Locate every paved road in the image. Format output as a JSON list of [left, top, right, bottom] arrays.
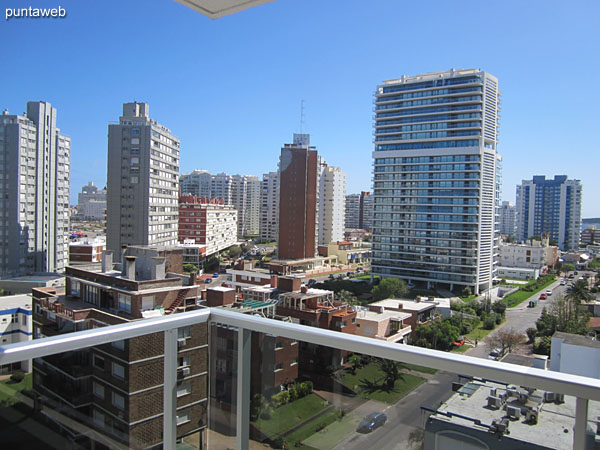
[[467, 277, 567, 358]]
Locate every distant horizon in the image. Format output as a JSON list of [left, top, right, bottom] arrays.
[[2, 0, 598, 216]]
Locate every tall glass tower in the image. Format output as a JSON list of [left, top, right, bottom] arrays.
[[372, 69, 501, 294]]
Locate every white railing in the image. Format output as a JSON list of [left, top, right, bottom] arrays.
[[1, 307, 600, 450]]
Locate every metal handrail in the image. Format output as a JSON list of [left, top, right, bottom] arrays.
[[1, 306, 600, 401]]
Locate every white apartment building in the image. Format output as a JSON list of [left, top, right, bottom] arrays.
[[372, 69, 501, 294], [260, 171, 279, 242], [180, 169, 212, 197], [499, 238, 559, 270], [0, 102, 70, 276], [345, 191, 373, 231], [232, 174, 260, 238], [499, 200, 516, 237], [317, 158, 346, 245], [106, 102, 180, 254], [77, 182, 106, 221], [0, 294, 32, 373]]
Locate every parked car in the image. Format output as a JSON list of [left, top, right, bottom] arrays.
[[488, 348, 504, 361], [545, 289, 553, 296], [539, 293, 547, 300], [356, 413, 387, 433], [204, 278, 212, 284], [560, 280, 567, 286], [328, 274, 335, 279], [212, 273, 219, 278], [307, 278, 317, 286]]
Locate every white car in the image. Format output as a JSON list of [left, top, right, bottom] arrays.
[[560, 280, 566, 286], [546, 289, 553, 296]]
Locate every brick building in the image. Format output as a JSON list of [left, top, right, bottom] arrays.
[[178, 195, 238, 256], [69, 237, 106, 263], [32, 252, 208, 449]]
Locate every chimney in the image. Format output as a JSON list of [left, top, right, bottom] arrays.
[[150, 257, 166, 280], [102, 250, 113, 273], [301, 286, 308, 294], [533, 355, 548, 370], [270, 275, 278, 289], [189, 271, 197, 286], [125, 256, 136, 280], [416, 296, 422, 303], [120, 245, 128, 274], [398, 302, 404, 309]]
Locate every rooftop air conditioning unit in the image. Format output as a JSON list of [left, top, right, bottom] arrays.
[[487, 396, 502, 409], [555, 393, 565, 404], [526, 409, 538, 425], [182, 367, 191, 376], [544, 392, 556, 403], [177, 338, 186, 347], [490, 388, 497, 397], [507, 406, 521, 420]]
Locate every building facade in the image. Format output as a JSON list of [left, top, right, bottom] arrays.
[[77, 181, 107, 221], [372, 69, 502, 294], [0, 294, 32, 373], [178, 195, 237, 256], [317, 159, 346, 245], [180, 169, 212, 198], [516, 175, 582, 251], [0, 102, 70, 276], [231, 174, 260, 238], [499, 200, 516, 237], [32, 255, 207, 449], [260, 171, 279, 242], [69, 237, 106, 263], [106, 102, 180, 255], [345, 191, 373, 232], [278, 134, 318, 260], [581, 227, 600, 246]]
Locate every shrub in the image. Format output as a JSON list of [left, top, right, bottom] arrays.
[[260, 406, 273, 420], [483, 314, 497, 330], [526, 327, 537, 344], [271, 437, 284, 449], [10, 371, 25, 383], [271, 390, 290, 408]]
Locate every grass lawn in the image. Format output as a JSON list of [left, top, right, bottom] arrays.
[[283, 410, 340, 448], [460, 295, 479, 302], [357, 373, 425, 404], [253, 394, 328, 438], [302, 412, 361, 450], [403, 363, 437, 375], [464, 319, 505, 342], [451, 344, 472, 353], [0, 374, 32, 405], [502, 277, 556, 308], [339, 364, 384, 391]]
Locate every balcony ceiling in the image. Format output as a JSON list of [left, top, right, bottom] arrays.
[[173, 0, 276, 18]]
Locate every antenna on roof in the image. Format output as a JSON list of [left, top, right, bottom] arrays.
[[299, 99, 305, 134]]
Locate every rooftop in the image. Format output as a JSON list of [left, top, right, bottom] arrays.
[[0, 294, 32, 311], [431, 379, 600, 449], [553, 332, 600, 349], [372, 298, 437, 312], [355, 308, 411, 322]]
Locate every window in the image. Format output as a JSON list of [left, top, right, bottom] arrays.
[[178, 355, 190, 368], [93, 382, 104, 399], [177, 383, 191, 398], [112, 392, 125, 410], [93, 409, 105, 428], [11, 314, 17, 323], [112, 340, 125, 350], [112, 362, 125, 380], [275, 363, 283, 371], [177, 327, 191, 339], [22, 315, 26, 325], [118, 293, 131, 312], [141, 296, 154, 311], [71, 280, 80, 297], [93, 355, 105, 370], [176, 412, 190, 425], [290, 359, 298, 366], [275, 341, 284, 350]]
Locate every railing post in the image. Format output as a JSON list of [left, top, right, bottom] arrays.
[[574, 396, 589, 450], [237, 327, 251, 450], [163, 329, 177, 450]]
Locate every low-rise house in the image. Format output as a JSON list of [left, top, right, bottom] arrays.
[[327, 240, 371, 265], [369, 298, 437, 332], [0, 294, 32, 373], [354, 305, 411, 343]]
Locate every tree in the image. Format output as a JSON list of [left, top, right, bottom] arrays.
[[203, 255, 220, 272], [562, 263, 575, 274], [183, 263, 199, 273], [376, 358, 403, 389], [371, 278, 408, 301], [485, 327, 525, 355], [412, 320, 460, 351], [241, 243, 251, 253], [227, 245, 242, 258], [335, 289, 357, 305]]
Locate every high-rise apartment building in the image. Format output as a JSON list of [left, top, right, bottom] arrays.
[[0, 102, 70, 276], [260, 171, 279, 242], [77, 181, 107, 221], [278, 134, 318, 260], [345, 191, 373, 231], [516, 175, 582, 250], [231, 174, 260, 238], [317, 159, 346, 245], [180, 169, 212, 198], [106, 102, 180, 255], [499, 200, 516, 237], [372, 69, 501, 294]]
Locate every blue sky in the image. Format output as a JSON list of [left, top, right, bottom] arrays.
[[1, 0, 599, 216]]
